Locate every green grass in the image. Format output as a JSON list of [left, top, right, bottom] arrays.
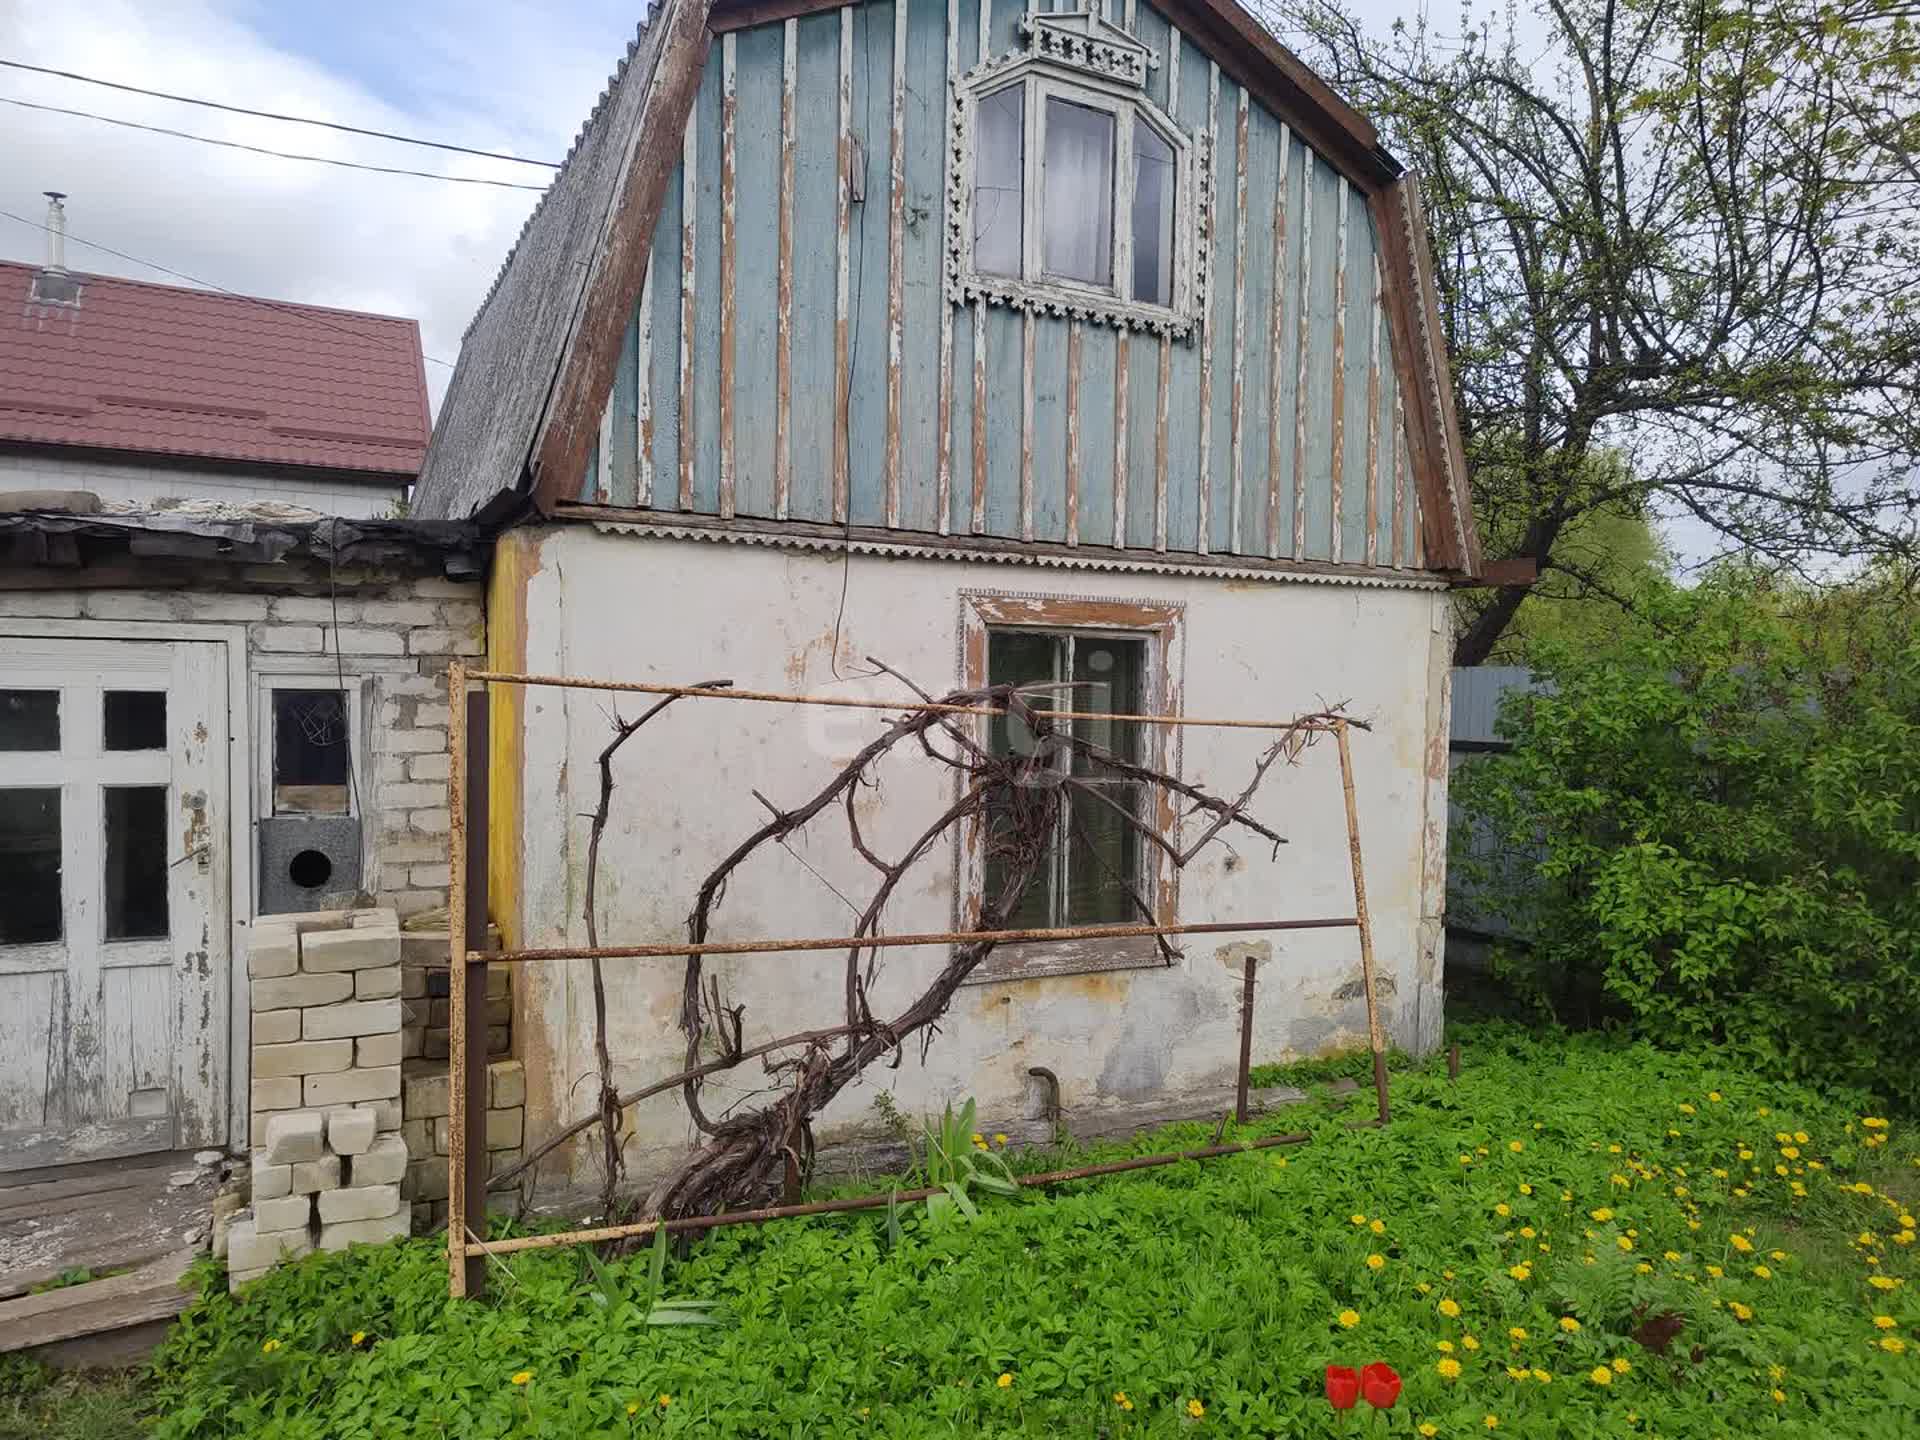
[[143, 1021, 1919, 1437], [0, 1358, 150, 1440]]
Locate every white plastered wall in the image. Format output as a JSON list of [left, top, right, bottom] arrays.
[[506, 526, 1453, 1180]]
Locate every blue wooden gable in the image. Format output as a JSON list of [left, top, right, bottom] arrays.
[[577, 0, 1430, 571]]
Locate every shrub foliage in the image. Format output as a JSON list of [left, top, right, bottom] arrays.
[[1453, 574, 1920, 1105]]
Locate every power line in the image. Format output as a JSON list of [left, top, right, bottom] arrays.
[[0, 204, 457, 369], [1, 94, 550, 191], [0, 57, 561, 169]]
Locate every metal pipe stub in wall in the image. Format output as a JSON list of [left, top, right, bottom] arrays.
[[259, 815, 362, 913]]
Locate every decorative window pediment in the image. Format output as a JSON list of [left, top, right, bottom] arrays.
[[946, 10, 1211, 340]]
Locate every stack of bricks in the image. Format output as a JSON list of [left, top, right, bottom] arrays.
[[248, 909, 404, 1148], [227, 1107, 410, 1288], [400, 1056, 525, 1231]]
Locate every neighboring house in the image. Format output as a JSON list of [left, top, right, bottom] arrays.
[[416, 0, 1484, 1185], [0, 199, 426, 517], [0, 222, 481, 1175]]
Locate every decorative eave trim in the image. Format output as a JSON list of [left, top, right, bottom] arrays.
[[558, 504, 1450, 591]]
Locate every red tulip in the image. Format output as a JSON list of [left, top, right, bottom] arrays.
[[1325, 1365, 1361, 1410], [1360, 1362, 1401, 1410]]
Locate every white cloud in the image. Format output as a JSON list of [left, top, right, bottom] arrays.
[[0, 0, 635, 412]]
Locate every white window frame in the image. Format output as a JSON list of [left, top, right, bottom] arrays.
[[947, 12, 1211, 339]]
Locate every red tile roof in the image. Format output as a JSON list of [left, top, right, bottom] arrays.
[[0, 260, 429, 478]]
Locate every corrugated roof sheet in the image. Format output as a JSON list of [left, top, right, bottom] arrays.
[[413, 3, 674, 520], [0, 259, 429, 477]]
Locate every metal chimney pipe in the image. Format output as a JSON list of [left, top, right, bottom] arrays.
[[42, 191, 67, 273]]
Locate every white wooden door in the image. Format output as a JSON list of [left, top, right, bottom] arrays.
[[0, 636, 230, 1170]]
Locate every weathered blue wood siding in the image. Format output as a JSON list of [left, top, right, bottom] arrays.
[[583, 0, 1426, 570]]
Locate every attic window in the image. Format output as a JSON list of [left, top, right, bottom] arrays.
[[950, 12, 1209, 338]]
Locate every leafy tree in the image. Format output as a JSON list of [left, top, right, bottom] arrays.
[[1267, 0, 1920, 663], [1453, 569, 1920, 1105], [1467, 447, 1672, 662]]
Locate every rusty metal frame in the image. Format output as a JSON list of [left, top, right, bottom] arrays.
[[443, 660, 1391, 1297]]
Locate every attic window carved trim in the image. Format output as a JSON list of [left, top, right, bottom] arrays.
[[946, 11, 1212, 340]]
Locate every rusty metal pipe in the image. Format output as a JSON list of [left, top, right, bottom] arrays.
[[480, 916, 1357, 966], [466, 1129, 1313, 1259]]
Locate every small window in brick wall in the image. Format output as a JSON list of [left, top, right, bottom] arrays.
[[272, 689, 352, 816]]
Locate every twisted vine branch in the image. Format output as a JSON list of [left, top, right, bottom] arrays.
[[542, 661, 1353, 1225]]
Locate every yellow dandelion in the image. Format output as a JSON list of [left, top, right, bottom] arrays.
[[1351, 1213, 1367, 1226], [1590, 1208, 1614, 1222], [1417, 1281, 1432, 1294], [1771, 1388, 1787, 1404], [1617, 1236, 1635, 1252], [1589, 1367, 1613, 1386], [1664, 1250, 1682, 1261], [1187, 1398, 1206, 1419], [1874, 1315, 1898, 1330], [1753, 1265, 1772, 1279], [1611, 1357, 1630, 1374], [627, 1402, 640, 1416], [1706, 1265, 1724, 1278], [261, 1339, 282, 1355], [1869, 1275, 1902, 1291], [659, 1394, 672, 1408], [1367, 1253, 1386, 1270], [1730, 1234, 1754, 1253], [1508, 1327, 1528, 1341], [1729, 1301, 1753, 1322], [1436, 1358, 1463, 1380], [1678, 1103, 1696, 1115], [1509, 1140, 1524, 1153], [1781, 1146, 1800, 1160], [1635, 1263, 1653, 1274], [1370, 1218, 1386, 1236], [993, 1133, 1008, 1146], [511, 1372, 533, 1387], [1495, 1203, 1512, 1217], [1462, 1335, 1481, 1352], [1531, 1369, 1551, 1385], [1419, 1426, 1439, 1438], [1519, 1226, 1536, 1239], [1114, 1392, 1134, 1412], [997, 1373, 1013, 1389], [1880, 1337, 1908, 1355], [1519, 1184, 1533, 1195], [1339, 1308, 1362, 1329], [1484, 1413, 1500, 1429], [350, 1331, 366, 1347], [1436, 1340, 1455, 1353], [971, 1133, 985, 1144], [1708, 1091, 1722, 1102], [1558, 1317, 1582, 1334], [1439, 1298, 1462, 1318], [1769, 1365, 1786, 1383], [1505, 1366, 1528, 1381]]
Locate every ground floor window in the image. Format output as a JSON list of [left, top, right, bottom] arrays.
[[984, 628, 1147, 928], [960, 593, 1183, 981]]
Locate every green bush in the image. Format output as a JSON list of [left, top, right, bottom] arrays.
[[1453, 572, 1920, 1106]]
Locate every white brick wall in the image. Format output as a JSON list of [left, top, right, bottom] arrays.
[[0, 449, 405, 518], [0, 571, 484, 917]]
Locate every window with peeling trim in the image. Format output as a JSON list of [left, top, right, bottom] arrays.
[[952, 14, 1206, 337]]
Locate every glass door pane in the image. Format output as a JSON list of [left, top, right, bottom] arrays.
[[0, 788, 61, 943]]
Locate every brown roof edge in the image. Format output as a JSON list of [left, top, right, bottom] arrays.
[[1370, 173, 1481, 577], [528, 0, 716, 514]]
